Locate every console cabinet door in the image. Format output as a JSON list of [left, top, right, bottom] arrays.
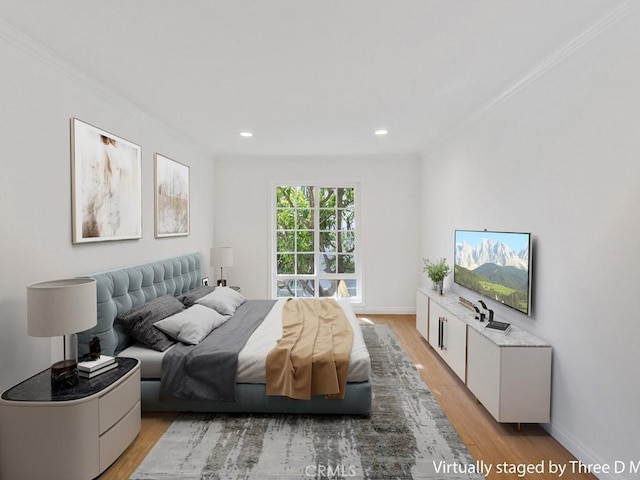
[[445, 313, 467, 382], [467, 327, 552, 423], [416, 289, 429, 341], [428, 300, 467, 382], [466, 327, 501, 419]]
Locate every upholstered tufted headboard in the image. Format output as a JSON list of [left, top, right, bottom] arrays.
[[77, 253, 201, 356]]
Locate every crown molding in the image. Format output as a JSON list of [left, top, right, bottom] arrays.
[[0, 18, 210, 158], [426, 0, 639, 155]]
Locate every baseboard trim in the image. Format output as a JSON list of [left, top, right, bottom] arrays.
[[544, 423, 627, 480]]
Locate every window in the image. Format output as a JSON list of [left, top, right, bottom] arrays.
[[272, 184, 361, 303]]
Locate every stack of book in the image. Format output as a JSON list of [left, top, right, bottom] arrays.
[[78, 355, 117, 379], [485, 320, 512, 334]]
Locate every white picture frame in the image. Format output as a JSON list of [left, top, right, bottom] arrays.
[[154, 153, 190, 238], [71, 118, 142, 243]]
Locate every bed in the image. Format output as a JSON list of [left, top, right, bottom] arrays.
[[77, 253, 372, 415]]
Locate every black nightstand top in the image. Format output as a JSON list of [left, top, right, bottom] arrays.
[[1, 357, 138, 402]]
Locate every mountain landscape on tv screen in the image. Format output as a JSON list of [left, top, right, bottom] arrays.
[[454, 238, 529, 314]]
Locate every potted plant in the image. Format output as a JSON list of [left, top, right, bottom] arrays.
[[423, 257, 451, 295]]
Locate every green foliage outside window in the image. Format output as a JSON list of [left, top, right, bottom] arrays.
[[276, 185, 357, 298]]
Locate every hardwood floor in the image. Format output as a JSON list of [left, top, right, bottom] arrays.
[[100, 411, 176, 479], [100, 314, 595, 480]]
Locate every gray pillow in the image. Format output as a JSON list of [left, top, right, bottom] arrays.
[[116, 295, 185, 351], [178, 285, 215, 307], [154, 305, 230, 345], [196, 287, 246, 316]]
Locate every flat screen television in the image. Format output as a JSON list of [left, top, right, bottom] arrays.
[[454, 230, 532, 315]]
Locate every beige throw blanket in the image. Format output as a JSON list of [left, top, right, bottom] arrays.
[[266, 298, 353, 400]]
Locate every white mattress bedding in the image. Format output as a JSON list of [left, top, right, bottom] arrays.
[[119, 343, 169, 379], [119, 298, 371, 384]]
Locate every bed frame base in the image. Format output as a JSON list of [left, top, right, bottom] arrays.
[[140, 380, 372, 416]]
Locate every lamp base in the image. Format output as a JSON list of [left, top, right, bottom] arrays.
[[51, 359, 79, 390], [217, 279, 227, 286]]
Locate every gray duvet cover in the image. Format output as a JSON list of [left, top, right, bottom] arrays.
[[160, 299, 277, 402]]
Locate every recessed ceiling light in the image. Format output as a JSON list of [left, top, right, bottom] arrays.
[[239, 131, 253, 138], [374, 129, 388, 136]]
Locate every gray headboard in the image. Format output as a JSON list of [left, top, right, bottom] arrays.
[[78, 253, 201, 356]]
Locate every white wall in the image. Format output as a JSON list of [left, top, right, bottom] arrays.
[[420, 10, 640, 479], [214, 155, 421, 313], [0, 32, 215, 393]]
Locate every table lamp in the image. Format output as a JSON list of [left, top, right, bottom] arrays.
[[27, 277, 97, 390], [213, 247, 233, 286]]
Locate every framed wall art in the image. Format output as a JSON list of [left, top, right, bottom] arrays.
[[71, 118, 142, 244], [154, 153, 190, 237]]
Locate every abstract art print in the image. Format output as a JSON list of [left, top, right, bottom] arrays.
[[155, 153, 190, 237], [71, 118, 142, 243]]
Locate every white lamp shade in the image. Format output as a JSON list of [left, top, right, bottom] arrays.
[[215, 247, 234, 267], [27, 278, 97, 337]]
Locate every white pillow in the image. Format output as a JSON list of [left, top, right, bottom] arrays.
[[154, 305, 229, 345], [196, 287, 246, 315]]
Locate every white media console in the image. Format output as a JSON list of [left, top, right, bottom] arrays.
[[416, 288, 551, 424]]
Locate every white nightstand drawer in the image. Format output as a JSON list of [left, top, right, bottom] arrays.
[[100, 400, 141, 471], [99, 367, 140, 434]]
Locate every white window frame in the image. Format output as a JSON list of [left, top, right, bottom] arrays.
[[270, 181, 363, 305]]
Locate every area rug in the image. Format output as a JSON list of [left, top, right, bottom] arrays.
[[130, 325, 484, 479]]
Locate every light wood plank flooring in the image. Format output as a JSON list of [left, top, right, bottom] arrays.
[[100, 314, 595, 480]]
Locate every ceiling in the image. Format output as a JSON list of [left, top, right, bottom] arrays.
[[0, 0, 623, 157]]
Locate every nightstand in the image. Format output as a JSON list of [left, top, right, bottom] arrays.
[[0, 357, 140, 480]]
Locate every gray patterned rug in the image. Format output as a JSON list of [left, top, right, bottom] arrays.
[[131, 325, 484, 479]]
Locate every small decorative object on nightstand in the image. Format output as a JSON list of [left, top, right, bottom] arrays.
[[27, 278, 97, 390], [88, 335, 101, 359]]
